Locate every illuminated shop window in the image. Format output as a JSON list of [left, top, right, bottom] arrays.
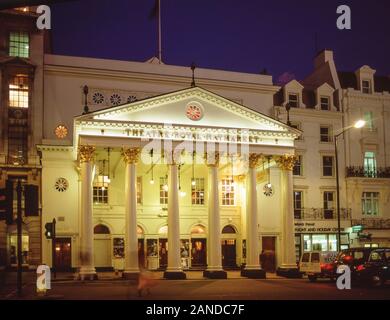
[[9, 234, 29, 265]]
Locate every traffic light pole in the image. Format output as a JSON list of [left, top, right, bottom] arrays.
[[52, 218, 56, 279], [16, 180, 22, 297]]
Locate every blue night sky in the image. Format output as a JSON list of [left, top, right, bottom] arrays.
[[50, 0, 390, 81]]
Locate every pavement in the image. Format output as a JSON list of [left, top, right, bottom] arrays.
[[1, 270, 390, 300]]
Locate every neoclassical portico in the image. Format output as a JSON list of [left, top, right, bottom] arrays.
[[46, 86, 301, 280]]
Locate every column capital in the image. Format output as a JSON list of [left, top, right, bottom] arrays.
[[79, 145, 95, 163], [248, 153, 263, 169], [122, 147, 140, 164], [204, 152, 220, 167], [276, 154, 297, 171]]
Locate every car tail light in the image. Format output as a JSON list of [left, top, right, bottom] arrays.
[[321, 263, 333, 271], [356, 264, 365, 271]]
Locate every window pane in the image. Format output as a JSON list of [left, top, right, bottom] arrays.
[[221, 178, 235, 206], [320, 97, 330, 110], [322, 156, 334, 176], [9, 31, 29, 58], [192, 178, 205, 205], [288, 94, 298, 107]]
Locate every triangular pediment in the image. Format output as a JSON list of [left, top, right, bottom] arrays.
[[76, 87, 298, 135]]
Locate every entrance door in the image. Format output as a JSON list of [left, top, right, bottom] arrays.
[[261, 236, 276, 272], [222, 239, 236, 268], [94, 238, 112, 268], [54, 238, 72, 271], [159, 238, 168, 269], [138, 239, 145, 268], [191, 238, 206, 267]]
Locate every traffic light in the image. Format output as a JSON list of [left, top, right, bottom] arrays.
[[45, 222, 53, 239], [0, 181, 14, 224]]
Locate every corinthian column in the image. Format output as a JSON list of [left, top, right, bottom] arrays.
[[78, 145, 97, 280], [203, 152, 227, 279], [122, 147, 140, 279], [241, 154, 266, 279], [276, 154, 300, 278], [164, 151, 186, 279]]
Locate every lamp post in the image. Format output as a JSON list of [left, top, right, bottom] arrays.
[[334, 119, 365, 251]]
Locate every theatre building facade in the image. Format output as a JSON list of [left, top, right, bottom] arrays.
[[39, 85, 301, 279]]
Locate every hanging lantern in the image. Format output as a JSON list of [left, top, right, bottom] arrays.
[[263, 156, 274, 197]]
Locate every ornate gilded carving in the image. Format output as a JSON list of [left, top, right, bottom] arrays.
[[276, 154, 297, 171], [79, 145, 95, 163], [122, 147, 140, 164], [204, 152, 220, 167], [248, 153, 263, 168]]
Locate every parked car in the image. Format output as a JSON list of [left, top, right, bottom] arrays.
[[354, 248, 390, 287], [334, 247, 390, 287], [299, 251, 338, 282]]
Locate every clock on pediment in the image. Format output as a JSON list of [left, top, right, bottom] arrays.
[[185, 101, 204, 121]]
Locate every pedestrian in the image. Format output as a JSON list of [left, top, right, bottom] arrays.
[[137, 267, 158, 297]]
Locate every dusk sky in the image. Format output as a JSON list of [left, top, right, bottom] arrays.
[[50, 0, 390, 82]]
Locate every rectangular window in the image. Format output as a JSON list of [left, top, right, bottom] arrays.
[[322, 156, 334, 177], [9, 31, 29, 58], [9, 76, 29, 108], [137, 177, 142, 204], [362, 80, 371, 94], [320, 96, 330, 110], [323, 191, 335, 219], [93, 186, 108, 204], [221, 178, 235, 206], [293, 191, 303, 219], [288, 94, 299, 108], [320, 126, 332, 142], [363, 111, 374, 130], [293, 155, 302, 176], [159, 177, 168, 205], [191, 178, 205, 205], [362, 192, 379, 216], [364, 151, 377, 178]]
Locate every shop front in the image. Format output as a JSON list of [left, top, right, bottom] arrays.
[[294, 221, 351, 262]]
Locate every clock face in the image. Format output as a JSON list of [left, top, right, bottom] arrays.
[[185, 102, 204, 121]]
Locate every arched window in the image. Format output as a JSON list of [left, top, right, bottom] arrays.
[[137, 225, 144, 236], [158, 225, 168, 235], [222, 225, 236, 234], [190, 225, 206, 234], [94, 224, 110, 234]]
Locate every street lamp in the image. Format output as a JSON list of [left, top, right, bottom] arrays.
[[334, 119, 366, 251]]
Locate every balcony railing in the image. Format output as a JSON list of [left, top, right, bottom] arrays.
[[294, 208, 351, 220], [351, 218, 390, 230], [346, 166, 390, 178]]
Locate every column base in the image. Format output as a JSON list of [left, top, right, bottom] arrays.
[[276, 267, 302, 278], [203, 270, 227, 279], [122, 271, 139, 280], [163, 271, 186, 280], [241, 268, 266, 279], [78, 270, 98, 281]]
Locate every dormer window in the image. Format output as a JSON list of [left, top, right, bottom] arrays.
[[362, 80, 371, 94], [288, 94, 299, 108], [320, 96, 330, 111]]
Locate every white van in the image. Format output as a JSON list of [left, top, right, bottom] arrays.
[[299, 251, 338, 282]]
